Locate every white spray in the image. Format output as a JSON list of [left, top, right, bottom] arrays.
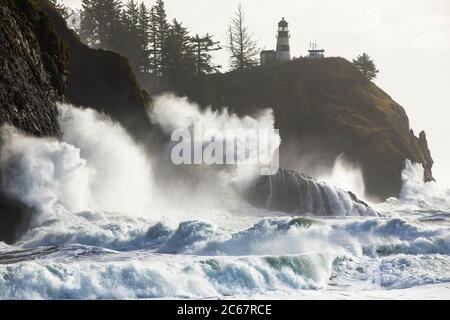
[[0, 104, 154, 224], [319, 154, 367, 200]]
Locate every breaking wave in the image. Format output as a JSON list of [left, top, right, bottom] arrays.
[[0, 104, 154, 221], [0, 101, 449, 299], [378, 160, 450, 212], [0, 214, 449, 299]]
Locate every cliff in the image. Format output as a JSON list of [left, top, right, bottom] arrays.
[[34, 0, 153, 142], [0, 0, 67, 138], [0, 0, 69, 242], [0, 0, 152, 243], [182, 58, 434, 201]]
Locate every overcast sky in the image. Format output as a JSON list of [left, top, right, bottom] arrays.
[[63, 0, 450, 185]]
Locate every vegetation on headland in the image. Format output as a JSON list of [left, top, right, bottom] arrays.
[[73, 0, 222, 91], [61, 0, 265, 93], [352, 53, 379, 81]]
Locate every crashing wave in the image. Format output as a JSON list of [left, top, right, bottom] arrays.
[[1, 215, 449, 299]]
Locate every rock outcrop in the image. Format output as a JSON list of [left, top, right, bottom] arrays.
[[243, 169, 377, 216], [0, 0, 67, 137], [0, 0, 69, 243], [34, 0, 153, 143], [182, 58, 434, 201], [0, 0, 153, 243]]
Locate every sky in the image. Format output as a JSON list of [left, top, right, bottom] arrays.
[[63, 0, 450, 186]]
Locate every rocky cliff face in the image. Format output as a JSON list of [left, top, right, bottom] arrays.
[[0, 0, 153, 243], [0, 0, 69, 242], [35, 0, 153, 143], [0, 0, 67, 137], [183, 58, 434, 201]]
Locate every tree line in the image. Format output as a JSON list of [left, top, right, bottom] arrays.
[[70, 0, 260, 89], [78, 0, 221, 86], [54, 1, 379, 84]]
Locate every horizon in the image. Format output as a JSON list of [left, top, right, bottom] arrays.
[[63, 0, 450, 185]]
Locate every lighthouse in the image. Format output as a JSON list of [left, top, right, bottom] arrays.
[[260, 18, 291, 65], [275, 17, 291, 61]]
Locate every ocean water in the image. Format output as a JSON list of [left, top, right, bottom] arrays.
[[0, 102, 449, 300]]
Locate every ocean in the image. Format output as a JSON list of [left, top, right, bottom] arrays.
[[0, 102, 449, 300]]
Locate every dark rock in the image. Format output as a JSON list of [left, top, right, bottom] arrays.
[[0, 0, 68, 243], [0, 0, 67, 137], [35, 0, 154, 143], [0, 0, 155, 243], [418, 131, 434, 182], [243, 169, 377, 216], [0, 195, 31, 244]]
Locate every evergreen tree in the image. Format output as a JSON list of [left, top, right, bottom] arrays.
[[226, 4, 259, 71], [77, 0, 219, 79], [137, 2, 151, 73], [79, 0, 96, 45], [352, 53, 379, 81], [79, 0, 123, 51], [149, 0, 170, 75], [148, 7, 159, 74], [163, 19, 195, 87], [122, 0, 139, 33], [121, 0, 140, 69], [191, 34, 221, 75]]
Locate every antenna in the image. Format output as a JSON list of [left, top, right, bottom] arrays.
[[309, 41, 318, 50]]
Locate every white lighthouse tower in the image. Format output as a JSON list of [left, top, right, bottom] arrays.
[[275, 17, 291, 61]]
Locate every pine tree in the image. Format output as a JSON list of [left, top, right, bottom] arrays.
[[137, 2, 151, 73], [191, 34, 221, 75], [79, 0, 123, 51], [79, 0, 96, 46], [226, 4, 259, 71], [149, 0, 170, 75], [98, 0, 123, 52], [121, 0, 140, 69], [163, 19, 195, 82], [148, 7, 159, 74], [77, 0, 218, 79], [162, 19, 198, 92], [352, 53, 379, 81], [122, 0, 139, 34]]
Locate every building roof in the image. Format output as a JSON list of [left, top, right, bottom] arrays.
[[278, 18, 288, 27]]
